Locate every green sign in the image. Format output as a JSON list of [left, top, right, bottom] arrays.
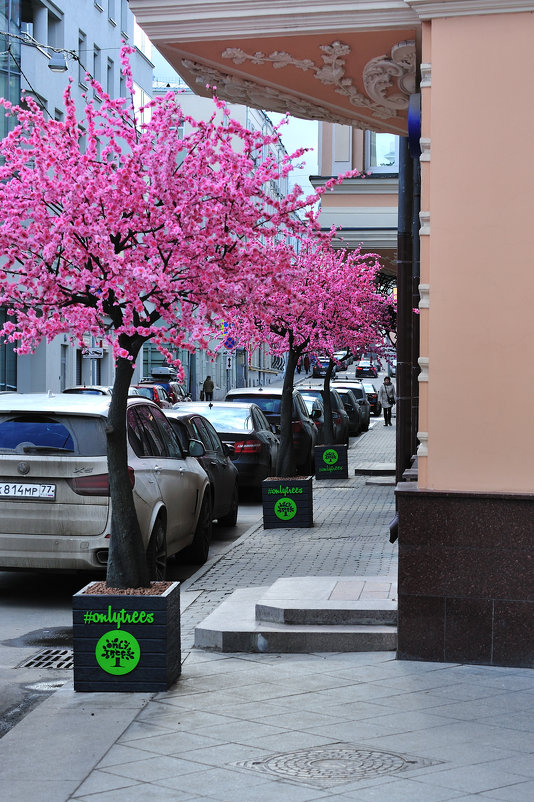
[[96, 629, 141, 675], [322, 449, 339, 465], [274, 497, 297, 520]]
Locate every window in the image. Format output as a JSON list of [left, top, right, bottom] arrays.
[[120, 0, 128, 37], [92, 45, 101, 93], [78, 30, 87, 86], [108, 0, 116, 23], [106, 58, 113, 96], [365, 132, 399, 173]]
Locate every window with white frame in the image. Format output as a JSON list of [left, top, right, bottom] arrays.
[[365, 132, 399, 173]]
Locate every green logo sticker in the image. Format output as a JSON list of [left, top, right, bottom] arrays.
[[96, 629, 141, 675], [274, 497, 297, 520], [323, 449, 339, 465]]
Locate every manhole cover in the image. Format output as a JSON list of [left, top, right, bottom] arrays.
[[232, 743, 442, 789], [17, 648, 73, 670]]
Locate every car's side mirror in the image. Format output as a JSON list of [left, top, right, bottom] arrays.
[[222, 443, 233, 457], [311, 408, 322, 420], [188, 439, 205, 457]]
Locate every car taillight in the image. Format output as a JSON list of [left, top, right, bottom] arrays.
[[233, 439, 262, 454], [333, 411, 342, 424], [292, 421, 303, 433], [68, 467, 135, 496]]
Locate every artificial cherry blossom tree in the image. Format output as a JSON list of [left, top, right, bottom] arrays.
[[0, 48, 334, 588], [237, 242, 394, 473]]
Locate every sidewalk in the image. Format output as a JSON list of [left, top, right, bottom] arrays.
[[5, 418, 534, 801]]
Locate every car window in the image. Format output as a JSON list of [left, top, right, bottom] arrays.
[[150, 406, 182, 458], [168, 418, 189, 453], [190, 417, 215, 452], [128, 405, 176, 458], [136, 386, 154, 400], [0, 413, 106, 456], [253, 408, 271, 431], [200, 406, 254, 432], [199, 418, 224, 453], [228, 394, 281, 416]]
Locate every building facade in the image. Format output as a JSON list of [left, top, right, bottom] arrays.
[[130, 0, 534, 668]]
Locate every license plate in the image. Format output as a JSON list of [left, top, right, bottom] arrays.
[[0, 483, 56, 499]]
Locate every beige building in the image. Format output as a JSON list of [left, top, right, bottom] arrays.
[[130, 0, 534, 668]]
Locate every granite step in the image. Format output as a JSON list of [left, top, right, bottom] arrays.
[[194, 576, 398, 654], [255, 576, 397, 626]]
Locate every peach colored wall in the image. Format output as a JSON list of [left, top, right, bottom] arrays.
[[421, 12, 534, 494]]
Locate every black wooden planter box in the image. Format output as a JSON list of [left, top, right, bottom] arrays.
[[314, 444, 348, 480], [73, 580, 181, 693], [262, 476, 313, 528]]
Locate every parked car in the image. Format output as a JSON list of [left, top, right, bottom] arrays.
[[361, 380, 382, 416], [224, 387, 317, 474], [138, 378, 189, 405], [334, 381, 371, 431], [174, 401, 279, 488], [0, 393, 212, 574], [312, 357, 337, 379], [299, 393, 327, 444], [133, 383, 173, 408], [333, 351, 351, 371], [296, 386, 350, 445], [63, 385, 113, 396], [356, 359, 378, 378], [165, 409, 239, 526], [389, 358, 397, 377], [334, 388, 362, 436]]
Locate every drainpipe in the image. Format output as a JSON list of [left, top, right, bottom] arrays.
[[396, 137, 414, 483]]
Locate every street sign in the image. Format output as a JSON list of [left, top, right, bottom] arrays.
[[226, 355, 233, 370], [82, 347, 104, 359]]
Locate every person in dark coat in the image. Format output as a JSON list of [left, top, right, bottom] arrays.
[[202, 375, 214, 402]]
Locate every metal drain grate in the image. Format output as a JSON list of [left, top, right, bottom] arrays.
[[17, 648, 73, 670], [232, 743, 442, 789]]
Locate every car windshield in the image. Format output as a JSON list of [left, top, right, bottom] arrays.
[[136, 387, 154, 399], [63, 388, 107, 395], [197, 407, 254, 432], [228, 395, 281, 416], [0, 414, 107, 455]]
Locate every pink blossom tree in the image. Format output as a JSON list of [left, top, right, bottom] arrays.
[[236, 242, 393, 473], [0, 48, 335, 589]]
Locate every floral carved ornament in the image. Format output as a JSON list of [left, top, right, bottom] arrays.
[[220, 40, 416, 121]]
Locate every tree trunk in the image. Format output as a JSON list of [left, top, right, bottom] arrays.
[[106, 349, 150, 589], [321, 361, 335, 444], [276, 347, 299, 477]]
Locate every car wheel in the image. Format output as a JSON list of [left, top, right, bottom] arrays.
[[147, 517, 167, 580], [218, 484, 238, 527], [182, 493, 213, 565]]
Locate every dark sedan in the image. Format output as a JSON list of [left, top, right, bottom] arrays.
[[165, 408, 239, 526], [361, 380, 382, 416], [335, 388, 362, 436], [173, 402, 279, 489], [334, 382, 371, 432], [297, 386, 349, 445]]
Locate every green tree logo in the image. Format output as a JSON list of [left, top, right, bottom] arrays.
[[274, 497, 297, 520], [96, 629, 141, 675], [323, 449, 339, 465]]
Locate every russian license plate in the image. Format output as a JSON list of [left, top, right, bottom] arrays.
[[0, 483, 56, 499]]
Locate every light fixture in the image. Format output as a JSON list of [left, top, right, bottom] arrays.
[[48, 52, 68, 73]]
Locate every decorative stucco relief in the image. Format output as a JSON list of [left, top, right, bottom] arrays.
[[182, 58, 373, 128], [221, 40, 416, 120]]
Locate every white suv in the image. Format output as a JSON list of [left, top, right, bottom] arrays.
[[0, 393, 211, 574]]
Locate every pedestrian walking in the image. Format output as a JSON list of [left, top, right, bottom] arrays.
[[202, 375, 214, 402], [304, 354, 310, 374], [378, 376, 396, 426]]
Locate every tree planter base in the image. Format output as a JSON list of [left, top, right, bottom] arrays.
[[314, 444, 348, 480], [262, 477, 313, 528], [73, 580, 181, 693]]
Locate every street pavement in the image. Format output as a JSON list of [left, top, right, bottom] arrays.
[[4, 396, 534, 801]]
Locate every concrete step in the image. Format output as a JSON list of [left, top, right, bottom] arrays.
[[255, 576, 397, 626], [354, 462, 396, 476], [194, 577, 397, 654]]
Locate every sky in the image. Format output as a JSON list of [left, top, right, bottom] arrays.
[[151, 50, 319, 195]]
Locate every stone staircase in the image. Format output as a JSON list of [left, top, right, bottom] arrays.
[[194, 576, 397, 653]]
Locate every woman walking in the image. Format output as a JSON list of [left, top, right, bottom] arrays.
[[378, 376, 396, 426]]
